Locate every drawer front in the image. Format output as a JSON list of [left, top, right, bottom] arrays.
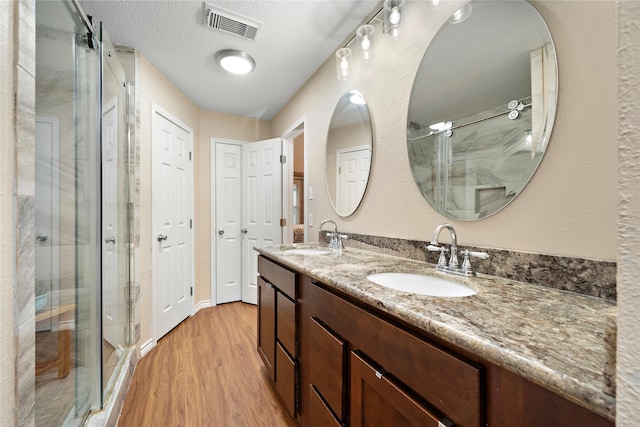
[[307, 280, 483, 427], [277, 292, 297, 356], [276, 342, 297, 418], [309, 317, 345, 420], [351, 351, 443, 427], [309, 385, 342, 427], [258, 256, 297, 299]]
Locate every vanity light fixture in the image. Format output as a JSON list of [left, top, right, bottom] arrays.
[[215, 49, 256, 75], [336, 48, 352, 81], [449, 3, 472, 24], [356, 24, 375, 63], [383, 0, 405, 39]]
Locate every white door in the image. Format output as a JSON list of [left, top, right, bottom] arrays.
[[215, 142, 242, 304], [336, 146, 371, 214], [35, 116, 60, 332], [242, 138, 283, 305], [102, 97, 119, 347], [152, 106, 194, 340]]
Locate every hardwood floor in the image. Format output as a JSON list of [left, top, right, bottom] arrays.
[[118, 303, 296, 427]]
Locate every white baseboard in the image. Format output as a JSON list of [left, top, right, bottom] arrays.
[[140, 338, 156, 358], [194, 299, 213, 314]]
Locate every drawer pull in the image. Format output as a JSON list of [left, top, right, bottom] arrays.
[[438, 419, 455, 427], [375, 370, 384, 380]]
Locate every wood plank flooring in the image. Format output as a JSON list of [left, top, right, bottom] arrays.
[[118, 303, 296, 427]]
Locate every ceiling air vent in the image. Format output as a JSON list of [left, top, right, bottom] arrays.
[[204, 3, 263, 42]]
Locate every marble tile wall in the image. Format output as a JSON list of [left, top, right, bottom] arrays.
[[15, 1, 37, 426], [326, 232, 617, 301]]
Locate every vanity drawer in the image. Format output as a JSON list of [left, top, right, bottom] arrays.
[[277, 292, 297, 356], [309, 385, 342, 427], [308, 280, 483, 427], [309, 317, 345, 420], [276, 342, 297, 418], [258, 255, 297, 299]]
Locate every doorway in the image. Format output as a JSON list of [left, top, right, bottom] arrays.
[[282, 117, 307, 244]]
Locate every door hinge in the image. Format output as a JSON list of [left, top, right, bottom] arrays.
[[190, 287, 193, 296], [189, 151, 192, 161], [280, 154, 286, 164], [190, 219, 193, 229], [280, 218, 286, 227], [338, 167, 342, 174]]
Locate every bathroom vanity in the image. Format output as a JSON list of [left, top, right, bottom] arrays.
[[256, 244, 615, 427]]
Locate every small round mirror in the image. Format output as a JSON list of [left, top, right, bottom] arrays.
[[325, 90, 374, 217], [407, 0, 557, 220]]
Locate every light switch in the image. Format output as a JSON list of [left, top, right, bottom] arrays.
[[308, 186, 314, 200], [308, 213, 313, 227]]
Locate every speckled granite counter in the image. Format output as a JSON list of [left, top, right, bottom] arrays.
[[255, 243, 616, 421]]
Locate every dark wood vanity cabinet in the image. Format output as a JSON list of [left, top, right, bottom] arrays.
[[258, 255, 614, 427], [301, 275, 477, 427], [257, 256, 298, 419]]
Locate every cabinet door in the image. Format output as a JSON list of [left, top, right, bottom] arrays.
[[351, 351, 449, 427], [309, 385, 342, 427], [277, 292, 297, 356], [257, 276, 276, 380], [276, 342, 297, 418]]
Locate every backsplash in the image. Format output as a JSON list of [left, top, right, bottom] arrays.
[[320, 232, 616, 301]]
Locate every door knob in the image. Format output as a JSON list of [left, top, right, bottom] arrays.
[[104, 236, 116, 244], [36, 234, 48, 242], [218, 229, 225, 235], [157, 234, 168, 242], [241, 228, 248, 234]]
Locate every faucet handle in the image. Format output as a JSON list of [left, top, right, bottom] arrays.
[[465, 250, 489, 260], [427, 244, 448, 267]]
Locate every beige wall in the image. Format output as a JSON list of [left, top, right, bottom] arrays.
[[196, 110, 270, 306], [139, 55, 270, 347], [271, 1, 618, 261], [139, 55, 200, 345], [617, 1, 640, 425]]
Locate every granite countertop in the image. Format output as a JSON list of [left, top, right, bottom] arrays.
[[255, 243, 617, 421]]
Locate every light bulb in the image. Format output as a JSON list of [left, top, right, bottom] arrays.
[[340, 57, 349, 71], [361, 35, 371, 51], [389, 6, 401, 25]]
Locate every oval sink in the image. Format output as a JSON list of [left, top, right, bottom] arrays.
[[285, 248, 331, 256], [367, 272, 477, 297]]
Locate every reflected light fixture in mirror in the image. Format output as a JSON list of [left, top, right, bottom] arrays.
[[336, 48, 352, 80], [216, 49, 255, 75]]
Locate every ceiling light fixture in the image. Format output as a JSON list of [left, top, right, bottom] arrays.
[[215, 49, 256, 75]]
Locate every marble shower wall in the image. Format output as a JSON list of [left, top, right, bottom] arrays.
[[15, 0, 37, 425]]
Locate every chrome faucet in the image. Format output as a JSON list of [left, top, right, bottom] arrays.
[[427, 223, 489, 276], [318, 219, 347, 250], [429, 223, 460, 268]]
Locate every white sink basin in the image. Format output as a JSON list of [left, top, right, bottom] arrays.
[[285, 248, 331, 256], [367, 272, 477, 297]]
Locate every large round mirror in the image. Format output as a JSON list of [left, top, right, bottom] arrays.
[[407, 0, 557, 220], [325, 90, 374, 217]]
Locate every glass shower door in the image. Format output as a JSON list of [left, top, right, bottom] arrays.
[[35, 1, 101, 425]]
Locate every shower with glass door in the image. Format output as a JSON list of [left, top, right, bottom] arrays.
[[34, 1, 132, 425]]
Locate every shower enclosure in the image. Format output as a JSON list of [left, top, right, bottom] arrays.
[[35, 1, 131, 425]]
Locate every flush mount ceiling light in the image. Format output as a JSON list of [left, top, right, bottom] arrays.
[[215, 49, 255, 75]]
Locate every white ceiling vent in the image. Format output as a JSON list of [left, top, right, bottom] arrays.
[[204, 3, 263, 42]]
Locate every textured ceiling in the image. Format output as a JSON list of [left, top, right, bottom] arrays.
[[79, 0, 380, 120]]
